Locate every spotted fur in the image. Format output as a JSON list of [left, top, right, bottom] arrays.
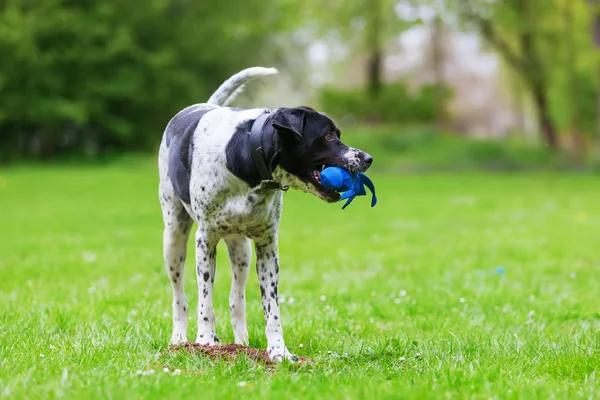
[[158, 67, 373, 362]]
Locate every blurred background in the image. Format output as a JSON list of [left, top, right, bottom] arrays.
[[2, 0, 600, 171]]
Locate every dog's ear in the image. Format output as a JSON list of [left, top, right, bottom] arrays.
[[271, 108, 306, 141]]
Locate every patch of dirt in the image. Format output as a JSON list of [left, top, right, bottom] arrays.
[[167, 343, 275, 365], [165, 343, 311, 366]]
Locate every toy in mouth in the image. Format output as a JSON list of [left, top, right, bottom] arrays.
[[308, 165, 340, 202], [319, 166, 377, 209]]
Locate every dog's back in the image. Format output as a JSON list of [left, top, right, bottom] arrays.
[[158, 67, 278, 206]]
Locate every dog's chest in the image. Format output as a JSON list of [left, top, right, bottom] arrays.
[[185, 108, 283, 238], [189, 186, 282, 238]]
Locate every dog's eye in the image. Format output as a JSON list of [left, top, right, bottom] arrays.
[[324, 133, 334, 141]]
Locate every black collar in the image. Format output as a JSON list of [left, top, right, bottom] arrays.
[[248, 113, 288, 191]]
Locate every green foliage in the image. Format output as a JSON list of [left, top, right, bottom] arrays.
[[458, 0, 600, 142], [0, 0, 287, 161], [310, 0, 417, 49], [2, 164, 600, 398], [319, 83, 452, 125]]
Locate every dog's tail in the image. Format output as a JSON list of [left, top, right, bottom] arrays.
[[207, 67, 278, 107]]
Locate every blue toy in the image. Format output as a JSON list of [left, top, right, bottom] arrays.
[[320, 167, 377, 209]]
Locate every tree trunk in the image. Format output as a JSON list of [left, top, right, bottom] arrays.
[[596, 65, 600, 157], [367, 46, 382, 98], [593, 7, 600, 158], [564, 0, 585, 163], [431, 15, 446, 130], [530, 84, 558, 149], [588, 0, 600, 158], [366, 0, 382, 98], [517, 0, 559, 149]]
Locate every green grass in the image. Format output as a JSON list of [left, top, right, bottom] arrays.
[[1, 164, 600, 399]]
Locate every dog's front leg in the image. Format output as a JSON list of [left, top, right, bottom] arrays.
[[255, 234, 297, 362], [195, 227, 219, 345]]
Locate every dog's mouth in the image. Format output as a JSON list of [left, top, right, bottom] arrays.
[[308, 164, 341, 203]]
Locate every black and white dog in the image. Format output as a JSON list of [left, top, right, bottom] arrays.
[[158, 67, 373, 361]]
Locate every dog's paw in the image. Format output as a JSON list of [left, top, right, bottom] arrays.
[[170, 331, 187, 345], [233, 326, 249, 346], [234, 332, 249, 346], [269, 348, 298, 363], [195, 333, 219, 346]]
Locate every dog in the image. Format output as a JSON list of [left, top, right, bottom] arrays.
[[158, 67, 373, 361]]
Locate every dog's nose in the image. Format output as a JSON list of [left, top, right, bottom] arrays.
[[362, 152, 373, 165]]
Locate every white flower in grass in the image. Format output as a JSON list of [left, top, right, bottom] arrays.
[[39, 354, 45, 358], [394, 298, 401, 304], [82, 252, 97, 263], [136, 369, 155, 376], [237, 381, 247, 387], [459, 297, 466, 303], [172, 369, 182, 376], [299, 344, 304, 349], [415, 353, 421, 359], [527, 310, 535, 324], [570, 272, 576, 279], [163, 367, 169, 373], [61, 368, 69, 385], [399, 357, 406, 362], [320, 295, 327, 302], [287, 297, 295, 304], [400, 290, 407, 297]]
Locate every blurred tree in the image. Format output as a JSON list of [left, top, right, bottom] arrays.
[[0, 0, 288, 160], [309, 0, 416, 99], [429, 15, 448, 131], [458, 0, 559, 149], [588, 0, 600, 157], [562, 0, 584, 162]]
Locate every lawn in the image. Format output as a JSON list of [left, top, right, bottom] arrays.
[[1, 163, 600, 399]]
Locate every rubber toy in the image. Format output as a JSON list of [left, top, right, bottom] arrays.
[[319, 166, 377, 210]]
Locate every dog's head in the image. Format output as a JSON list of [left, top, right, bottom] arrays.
[[272, 107, 373, 202]]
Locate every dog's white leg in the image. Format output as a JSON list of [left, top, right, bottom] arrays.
[[160, 192, 193, 345], [225, 237, 251, 345], [195, 228, 219, 345], [255, 234, 297, 362]]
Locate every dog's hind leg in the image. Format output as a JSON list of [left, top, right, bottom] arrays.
[[160, 196, 193, 344], [159, 140, 193, 345], [225, 237, 251, 345], [194, 227, 219, 345]]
